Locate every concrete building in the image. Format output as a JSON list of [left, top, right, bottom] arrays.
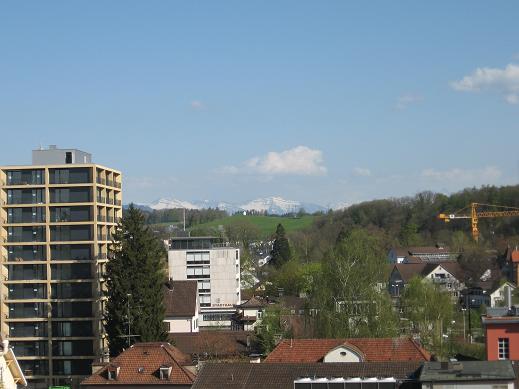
[[0, 146, 122, 388], [167, 237, 240, 329], [482, 306, 519, 361]]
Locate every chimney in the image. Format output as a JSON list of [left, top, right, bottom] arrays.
[[506, 285, 513, 311]]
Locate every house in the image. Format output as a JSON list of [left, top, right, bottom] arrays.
[[164, 280, 199, 333], [482, 306, 519, 361], [489, 282, 516, 308], [264, 337, 431, 363], [389, 261, 465, 299], [168, 331, 258, 363], [232, 296, 268, 331], [387, 244, 458, 264], [419, 360, 516, 389], [0, 338, 27, 388], [80, 342, 195, 388], [192, 361, 423, 389]]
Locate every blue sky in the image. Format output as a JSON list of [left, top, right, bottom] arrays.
[[1, 1, 518, 206]]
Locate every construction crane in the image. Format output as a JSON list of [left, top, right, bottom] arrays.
[[438, 202, 519, 242]]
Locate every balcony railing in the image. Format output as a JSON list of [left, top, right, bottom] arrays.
[[97, 215, 106, 222], [97, 197, 106, 204], [115, 200, 122, 206], [106, 180, 114, 187], [96, 178, 106, 185], [107, 216, 114, 223], [114, 182, 121, 189]]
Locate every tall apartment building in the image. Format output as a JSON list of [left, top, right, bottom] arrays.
[[0, 146, 122, 388], [167, 237, 240, 328]]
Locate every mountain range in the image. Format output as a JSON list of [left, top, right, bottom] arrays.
[[132, 196, 348, 215]]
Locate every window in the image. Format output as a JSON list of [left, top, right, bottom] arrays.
[[66, 152, 72, 164], [159, 366, 171, 380], [498, 338, 509, 359]]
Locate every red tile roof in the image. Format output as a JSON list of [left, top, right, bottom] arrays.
[[80, 342, 195, 386], [264, 337, 431, 363]]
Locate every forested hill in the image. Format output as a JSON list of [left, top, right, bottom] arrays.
[[290, 185, 519, 261]]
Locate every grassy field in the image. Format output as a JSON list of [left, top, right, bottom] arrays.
[[188, 214, 316, 236]]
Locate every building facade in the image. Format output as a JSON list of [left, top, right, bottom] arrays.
[[0, 146, 122, 388], [482, 307, 519, 361], [167, 237, 240, 329]]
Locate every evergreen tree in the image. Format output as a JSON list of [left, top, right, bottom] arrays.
[[270, 223, 291, 268], [105, 204, 167, 356]]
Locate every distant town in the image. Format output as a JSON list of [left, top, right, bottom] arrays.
[[1, 146, 519, 389]]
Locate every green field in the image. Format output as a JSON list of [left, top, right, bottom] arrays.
[[188, 214, 316, 236]]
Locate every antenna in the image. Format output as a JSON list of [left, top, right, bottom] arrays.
[[118, 293, 140, 348]]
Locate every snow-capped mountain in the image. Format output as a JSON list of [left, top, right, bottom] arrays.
[[148, 198, 201, 210], [136, 196, 328, 215]]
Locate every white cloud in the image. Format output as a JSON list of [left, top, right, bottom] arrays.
[[190, 100, 205, 110], [450, 63, 519, 104], [421, 166, 502, 183], [396, 94, 423, 110], [220, 146, 327, 176], [353, 167, 371, 177]]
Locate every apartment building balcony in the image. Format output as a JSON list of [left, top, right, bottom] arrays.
[[50, 188, 92, 203], [49, 168, 91, 185], [97, 215, 106, 222], [51, 245, 92, 261], [17, 360, 49, 377], [51, 263, 92, 280], [5, 170, 45, 186], [9, 322, 48, 338], [50, 206, 91, 223], [52, 321, 94, 337], [6, 189, 45, 205], [96, 196, 106, 204], [7, 264, 47, 280], [10, 341, 49, 357], [7, 246, 46, 262], [50, 226, 92, 242], [7, 227, 46, 242], [6, 207, 46, 224], [7, 303, 48, 319], [7, 284, 47, 300], [96, 177, 106, 185]]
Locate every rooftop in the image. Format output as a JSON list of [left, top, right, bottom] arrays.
[[420, 361, 515, 382], [80, 342, 194, 386], [168, 331, 258, 359], [264, 337, 431, 363], [192, 362, 422, 389], [164, 280, 198, 317]]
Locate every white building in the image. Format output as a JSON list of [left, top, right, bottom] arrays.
[[167, 237, 240, 328], [163, 280, 199, 333], [489, 282, 516, 308], [0, 339, 27, 388]]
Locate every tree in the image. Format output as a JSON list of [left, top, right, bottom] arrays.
[[105, 204, 167, 356], [270, 224, 291, 268], [311, 228, 398, 338], [400, 276, 454, 355]]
